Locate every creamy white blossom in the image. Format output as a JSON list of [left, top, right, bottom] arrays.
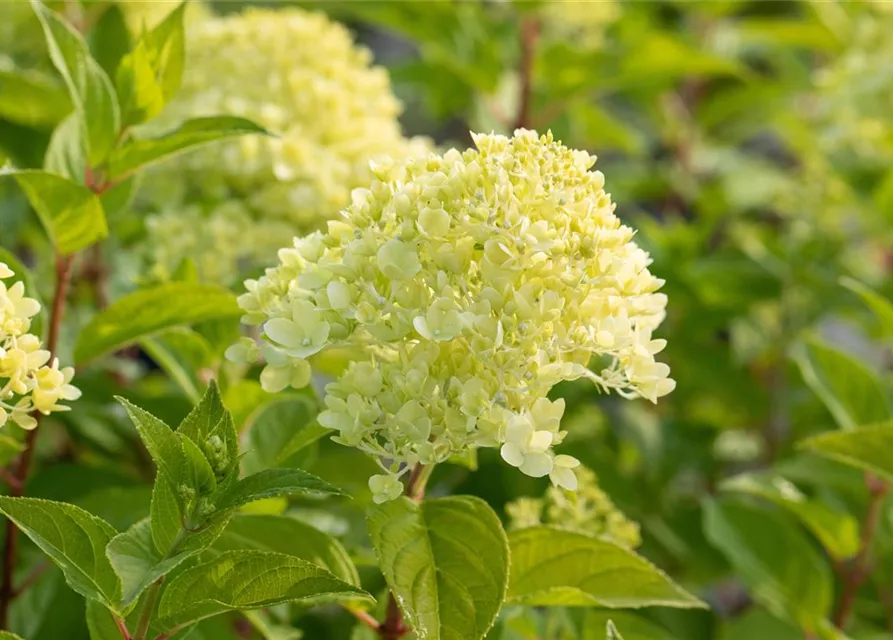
[[0, 264, 79, 430], [235, 130, 673, 499]]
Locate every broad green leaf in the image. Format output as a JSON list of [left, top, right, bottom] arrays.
[[214, 468, 343, 512], [0, 66, 71, 127], [841, 277, 893, 339], [107, 116, 268, 179], [116, 397, 186, 486], [31, 0, 120, 164], [793, 337, 889, 430], [43, 113, 84, 181], [74, 282, 240, 364], [0, 632, 26, 640], [241, 396, 327, 475], [720, 473, 860, 559], [106, 518, 194, 609], [367, 495, 509, 640], [507, 527, 704, 609], [213, 514, 359, 586], [7, 170, 107, 255], [156, 550, 370, 630], [116, 2, 186, 126], [0, 497, 122, 608], [9, 566, 89, 640], [799, 421, 893, 483], [178, 381, 238, 477], [704, 498, 832, 630]]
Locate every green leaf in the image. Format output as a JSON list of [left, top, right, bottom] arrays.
[[606, 621, 624, 640], [841, 277, 893, 339], [85, 599, 126, 640], [793, 337, 889, 431], [148, 472, 231, 558], [213, 513, 359, 586], [582, 612, 675, 640], [799, 421, 893, 483], [0, 66, 71, 127], [0, 632, 26, 640], [107, 116, 268, 179], [180, 434, 218, 495], [116, 397, 186, 486], [214, 468, 343, 513], [704, 498, 832, 630], [44, 113, 84, 181], [156, 550, 371, 630], [74, 282, 240, 364], [140, 328, 213, 403], [367, 495, 509, 640], [31, 0, 120, 164], [116, 2, 185, 126], [106, 518, 194, 609], [0, 497, 122, 608], [507, 526, 704, 609], [0, 433, 25, 468], [720, 473, 860, 559], [241, 396, 327, 475], [7, 169, 107, 255], [178, 380, 238, 477]]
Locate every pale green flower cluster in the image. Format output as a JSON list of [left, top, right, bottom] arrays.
[[143, 6, 429, 285], [539, 0, 620, 50], [234, 129, 672, 502], [506, 466, 642, 549], [813, 8, 893, 162], [0, 264, 80, 430]]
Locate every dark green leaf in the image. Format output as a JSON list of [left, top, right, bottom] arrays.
[[74, 282, 240, 364], [156, 550, 370, 630], [0, 497, 121, 608]]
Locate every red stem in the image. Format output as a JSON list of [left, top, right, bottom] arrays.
[[833, 473, 890, 629], [115, 616, 133, 640], [0, 253, 75, 629], [514, 16, 539, 131]]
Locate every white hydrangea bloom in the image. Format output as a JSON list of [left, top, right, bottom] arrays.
[[142, 6, 430, 285], [235, 130, 673, 499], [0, 264, 80, 430]]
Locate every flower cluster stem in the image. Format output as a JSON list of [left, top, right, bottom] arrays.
[[0, 252, 75, 629]]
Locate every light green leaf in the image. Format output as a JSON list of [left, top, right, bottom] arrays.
[[116, 2, 185, 126], [178, 380, 238, 477], [0, 497, 122, 608], [0, 632, 26, 640], [606, 621, 624, 640], [215, 468, 343, 512], [148, 471, 232, 558], [704, 498, 832, 630], [31, 0, 120, 164], [180, 434, 217, 495], [0, 66, 71, 127], [367, 495, 509, 640], [582, 612, 675, 640], [841, 277, 893, 339], [44, 113, 84, 182], [507, 526, 704, 609], [0, 433, 25, 468], [793, 337, 889, 431], [74, 282, 240, 364], [156, 550, 371, 630], [107, 116, 268, 179], [720, 473, 860, 559], [241, 396, 327, 475], [799, 421, 893, 483], [106, 518, 194, 609], [7, 169, 107, 255], [213, 513, 359, 586]]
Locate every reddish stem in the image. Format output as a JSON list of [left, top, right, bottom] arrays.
[[115, 616, 133, 640], [514, 16, 539, 131]]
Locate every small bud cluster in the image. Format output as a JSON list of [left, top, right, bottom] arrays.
[[0, 264, 80, 430], [234, 130, 673, 502], [506, 466, 642, 549], [142, 6, 429, 285]]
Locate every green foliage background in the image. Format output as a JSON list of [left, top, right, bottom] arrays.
[[3, 1, 893, 639]]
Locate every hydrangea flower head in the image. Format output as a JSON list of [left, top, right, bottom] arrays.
[[0, 264, 80, 430], [235, 129, 673, 501], [142, 6, 429, 285]]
